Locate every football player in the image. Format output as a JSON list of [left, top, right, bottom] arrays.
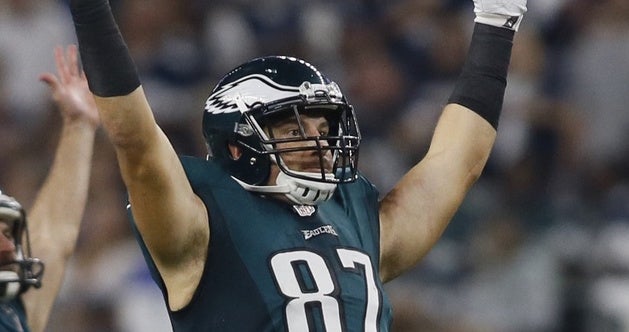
[[69, 0, 526, 330], [0, 45, 100, 332]]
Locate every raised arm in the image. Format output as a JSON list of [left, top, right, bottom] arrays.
[[21, 45, 100, 332], [379, 0, 527, 282], [69, 0, 208, 309]]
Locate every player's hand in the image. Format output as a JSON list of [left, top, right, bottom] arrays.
[[40, 45, 101, 129], [473, 0, 527, 31]]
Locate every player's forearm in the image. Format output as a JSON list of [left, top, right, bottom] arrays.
[[91, 88, 161, 151], [25, 124, 96, 330], [28, 120, 96, 252], [428, 104, 496, 183]]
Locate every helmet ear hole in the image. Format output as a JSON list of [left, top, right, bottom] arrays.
[[227, 146, 271, 186], [227, 143, 242, 161]]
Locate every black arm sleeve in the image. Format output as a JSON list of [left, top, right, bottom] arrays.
[[448, 23, 515, 129], [70, 0, 140, 97]]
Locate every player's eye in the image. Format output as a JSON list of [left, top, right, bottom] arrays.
[[2, 230, 13, 241]]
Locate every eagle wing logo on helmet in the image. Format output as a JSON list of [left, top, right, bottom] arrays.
[[205, 74, 302, 114]]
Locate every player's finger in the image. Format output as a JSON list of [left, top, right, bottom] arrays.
[[67, 45, 80, 77], [55, 45, 70, 83], [39, 72, 60, 90]]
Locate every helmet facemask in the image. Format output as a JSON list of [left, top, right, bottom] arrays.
[[0, 192, 44, 301], [230, 82, 360, 205]]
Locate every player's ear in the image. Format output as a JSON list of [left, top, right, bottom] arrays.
[[228, 143, 242, 160]]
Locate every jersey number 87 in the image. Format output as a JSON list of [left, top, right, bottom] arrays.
[[270, 249, 381, 332]]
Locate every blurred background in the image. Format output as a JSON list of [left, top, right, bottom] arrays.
[[2, 0, 629, 331]]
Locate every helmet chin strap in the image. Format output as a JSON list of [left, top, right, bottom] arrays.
[[0, 271, 21, 302], [232, 171, 337, 206]]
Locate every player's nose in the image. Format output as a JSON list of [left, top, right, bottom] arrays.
[[0, 234, 16, 259]]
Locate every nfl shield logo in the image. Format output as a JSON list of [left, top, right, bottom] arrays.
[[292, 205, 316, 217]]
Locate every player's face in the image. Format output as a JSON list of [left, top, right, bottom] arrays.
[[266, 113, 334, 174], [0, 219, 17, 271]]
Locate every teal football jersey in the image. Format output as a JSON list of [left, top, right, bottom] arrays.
[[0, 299, 30, 332], [130, 156, 392, 331]]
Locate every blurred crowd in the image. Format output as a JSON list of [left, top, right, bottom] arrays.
[[1, 0, 629, 331]]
